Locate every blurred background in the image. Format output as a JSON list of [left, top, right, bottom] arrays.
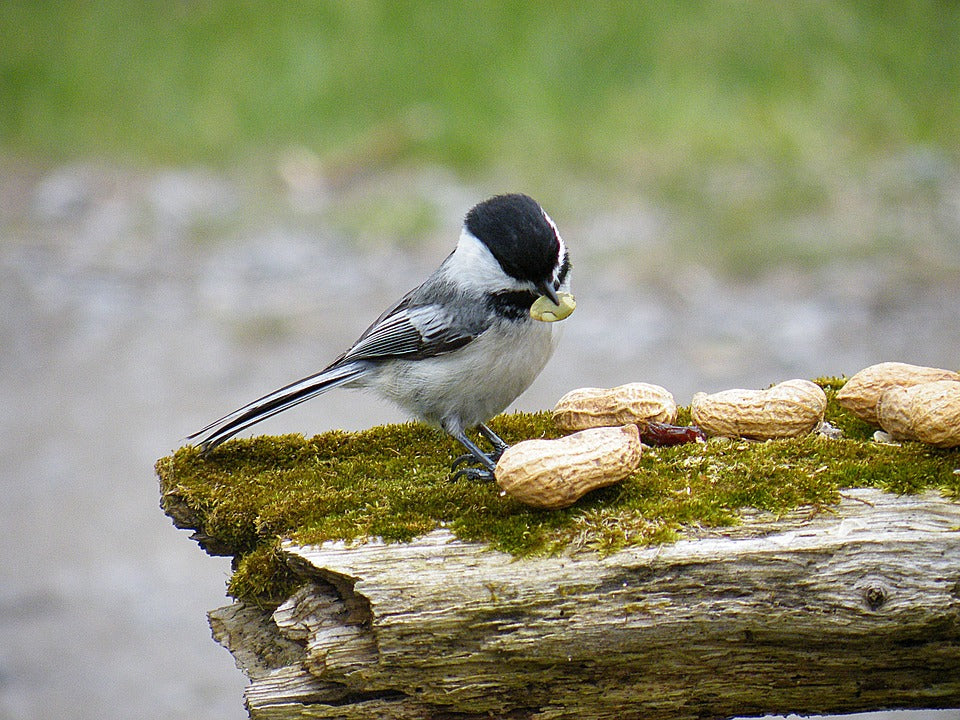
[[1, 2, 958, 719]]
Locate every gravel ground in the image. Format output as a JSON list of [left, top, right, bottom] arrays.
[[1, 160, 958, 719]]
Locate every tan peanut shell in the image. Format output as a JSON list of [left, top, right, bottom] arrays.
[[495, 424, 642, 509], [552, 382, 677, 432], [835, 362, 960, 425], [690, 379, 827, 440], [877, 380, 960, 447]]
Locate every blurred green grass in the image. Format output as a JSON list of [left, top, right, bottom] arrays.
[[2, 1, 959, 271], [3, 1, 957, 169]]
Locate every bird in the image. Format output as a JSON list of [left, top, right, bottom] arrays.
[[188, 193, 572, 481]]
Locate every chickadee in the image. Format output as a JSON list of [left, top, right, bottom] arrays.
[[189, 193, 572, 481]]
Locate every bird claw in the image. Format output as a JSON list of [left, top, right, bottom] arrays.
[[448, 425, 507, 482], [451, 453, 475, 471], [450, 452, 497, 482], [451, 465, 496, 483]]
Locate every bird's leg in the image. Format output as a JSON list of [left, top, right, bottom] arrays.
[[448, 429, 498, 482], [477, 423, 509, 460]]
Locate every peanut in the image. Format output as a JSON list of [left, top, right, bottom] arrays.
[[835, 362, 960, 425], [552, 383, 677, 433], [690, 379, 826, 440], [495, 424, 642, 509], [530, 292, 576, 323], [877, 380, 960, 447]]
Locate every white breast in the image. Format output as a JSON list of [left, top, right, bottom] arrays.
[[367, 317, 558, 434]]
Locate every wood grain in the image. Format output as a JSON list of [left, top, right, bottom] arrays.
[[209, 488, 960, 719]]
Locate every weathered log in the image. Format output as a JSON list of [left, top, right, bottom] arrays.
[[207, 487, 960, 719]]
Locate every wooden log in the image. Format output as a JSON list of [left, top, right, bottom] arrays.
[[208, 488, 960, 719]]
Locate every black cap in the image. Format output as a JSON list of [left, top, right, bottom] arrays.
[[465, 194, 561, 286]]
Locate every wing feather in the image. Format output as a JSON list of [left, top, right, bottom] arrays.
[[340, 304, 477, 363]]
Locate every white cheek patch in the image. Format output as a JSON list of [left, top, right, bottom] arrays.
[[444, 228, 526, 294]]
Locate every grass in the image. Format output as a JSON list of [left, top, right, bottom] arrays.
[[3, 2, 959, 274], [3, 2, 958, 172], [156, 378, 960, 606]]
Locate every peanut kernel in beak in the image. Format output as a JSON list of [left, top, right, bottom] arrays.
[[530, 292, 576, 323]]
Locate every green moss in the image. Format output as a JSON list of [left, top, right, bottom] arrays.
[[157, 379, 960, 605], [817, 375, 878, 440]]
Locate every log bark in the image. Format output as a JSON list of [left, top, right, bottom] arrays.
[[208, 488, 960, 719]]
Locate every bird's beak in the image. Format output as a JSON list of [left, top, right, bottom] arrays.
[[537, 281, 561, 306]]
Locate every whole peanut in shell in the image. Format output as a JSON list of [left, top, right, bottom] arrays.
[[835, 362, 960, 426], [690, 379, 827, 440], [495, 424, 642, 509], [877, 380, 960, 447], [552, 383, 677, 432]]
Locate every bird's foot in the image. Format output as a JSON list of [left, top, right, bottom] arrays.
[[450, 452, 497, 482], [451, 464, 496, 483], [447, 425, 510, 483], [477, 423, 509, 460]]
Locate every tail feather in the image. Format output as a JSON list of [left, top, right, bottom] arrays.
[[188, 363, 365, 452]]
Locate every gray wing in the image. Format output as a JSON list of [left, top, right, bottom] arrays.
[[336, 299, 482, 365]]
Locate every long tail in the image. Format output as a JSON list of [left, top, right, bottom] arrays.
[[188, 362, 366, 452]]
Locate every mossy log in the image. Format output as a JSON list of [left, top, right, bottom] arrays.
[[202, 487, 960, 720]]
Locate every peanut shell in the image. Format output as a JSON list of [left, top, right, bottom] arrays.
[[877, 380, 960, 447], [835, 362, 960, 426], [690, 379, 826, 440], [495, 424, 641, 509], [552, 382, 677, 432]]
